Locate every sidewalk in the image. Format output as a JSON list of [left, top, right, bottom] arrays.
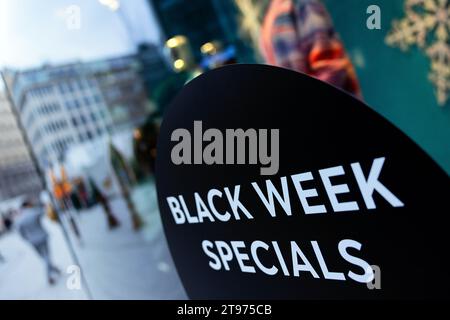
[[0, 219, 87, 299], [0, 180, 187, 300]]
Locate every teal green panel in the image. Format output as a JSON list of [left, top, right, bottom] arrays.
[[323, 0, 450, 174]]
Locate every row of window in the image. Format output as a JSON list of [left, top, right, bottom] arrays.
[[25, 95, 101, 131], [58, 78, 96, 94], [27, 85, 54, 98], [31, 106, 109, 146], [65, 94, 102, 110], [24, 102, 61, 128], [38, 102, 61, 115], [71, 110, 106, 127], [44, 119, 68, 134], [39, 122, 112, 163], [41, 136, 75, 161], [31, 119, 68, 145], [98, 70, 136, 85], [32, 128, 42, 145], [54, 138, 73, 154], [78, 125, 110, 142]]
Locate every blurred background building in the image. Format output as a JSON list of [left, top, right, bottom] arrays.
[[2, 53, 155, 170], [136, 43, 172, 102], [3, 64, 114, 170], [0, 90, 42, 200], [84, 54, 155, 131]]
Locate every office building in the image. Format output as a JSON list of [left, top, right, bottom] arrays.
[[84, 54, 155, 131], [5, 64, 115, 169], [0, 90, 42, 200]]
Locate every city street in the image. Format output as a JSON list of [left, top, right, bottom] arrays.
[[0, 217, 87, 299], [0, 181, 187, 300]]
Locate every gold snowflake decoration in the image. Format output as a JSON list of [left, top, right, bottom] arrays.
[[386, 0, 450, 106], [235, 0, 264, 51]]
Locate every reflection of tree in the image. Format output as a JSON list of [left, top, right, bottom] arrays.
[[110, 143, 143, 231], [110, 143, 135, 187], [131, 71, 191, 178], [133, 116, 159, 176], [90, 178, 120, 230]]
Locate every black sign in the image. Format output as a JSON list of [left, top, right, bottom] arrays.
[[155, 64, 450, 299]]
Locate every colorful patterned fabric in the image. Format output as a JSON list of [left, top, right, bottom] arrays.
[[260, 0, 361, 97]]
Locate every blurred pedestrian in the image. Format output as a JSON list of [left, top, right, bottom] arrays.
[[0, 216, 4, 262], [14, 199, 61, 285], [3, 211, 13, 231], [90, 179, 120, 230], [259, 0, 361, 97], [77, 179, 89, 209]]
